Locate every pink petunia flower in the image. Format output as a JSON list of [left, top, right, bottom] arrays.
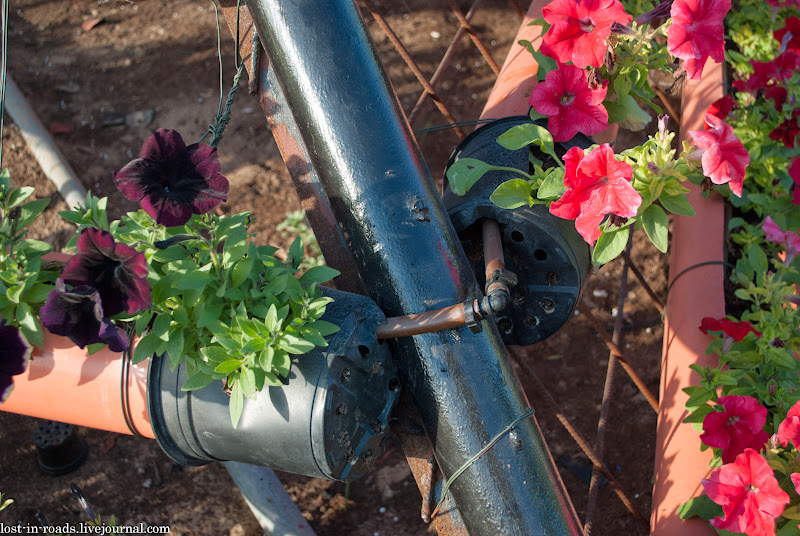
[[778, 401, 800, 448], [704, 95, 735, 129], [529, 63, 609, 142], [699, 317, 762, 342], [667, 0, 730, 80], [775, 16, 800, 53], [762, 217, 800, 266], [764, 86, 788, 112], [689, 114, 750, 197], [703, 449, 790, 536], [792, 474, 800, 494], [549, 144, 641, 245], [540, 0, 632, 69], [701, 396, 770, 463]]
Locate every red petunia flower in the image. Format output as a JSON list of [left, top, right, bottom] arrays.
[[763, 217, 800, 265], [770, 110, 800, 149], [767, 0, 800, 7], [529, 63, 609, 142], [778, 401, 800, 448], [792, 474, 800, 494], [790, 157, 800, 206], [703, 449, 789, 536], [689, 114, 750, 197], [667, 0, 730, 80], [549, 144, 641, 245], [699, 317, 762, 342], [540, 0, 632, 69], [704, 95, 735, 129], [764, 86, 788, 112], [775, 16, 800, 53], [701, 396, 769, 463], [734, 52, 800, 94]]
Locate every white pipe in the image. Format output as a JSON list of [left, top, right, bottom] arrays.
[[4, 75, 87, 208], [224, 461, 317, 536]]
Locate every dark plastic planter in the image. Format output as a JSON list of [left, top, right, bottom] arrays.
[[147, 287, 400, 482]]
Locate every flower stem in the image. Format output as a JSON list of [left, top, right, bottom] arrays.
[[490, 165, 535, 180]]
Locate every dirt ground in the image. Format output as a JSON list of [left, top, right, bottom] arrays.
[[0, 1, 665, 535]]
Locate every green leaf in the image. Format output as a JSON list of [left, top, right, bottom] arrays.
[[677, 495, 723, 521], [176, 269, 213, 290], [58, 211, 86, 225], [777, 520, 800, 536], [489, 179, 532, 209], [298, 266, 341, 284], [15, 198, 50, 230], [6, 285, 23, 304], [496, 123, 554, 156], [273, 351, 291, 376], [306, 320, 340, 337], [7, 186, 35, 208], [278, 333, 316, 354], [172, 305, 189, 326], [152, 314, 171, 341], [241, 337, 266, 355], [446, 158, 492, 196], [231, 255, 254, 288], [215, 359, 243, 374], [239, 367, 257, 399], [201, 345, 231, 364], [181, 371, 215, 391], [537, 167, 566, 200], [659, 193, 696, 216], [133, 332, 163, 364], [642, 204, 669, 253], [747, 245, 768, 274], [151, 245, 190, 263], [16, 302, 43, 348], [592, 227, 630, 265], [289, 236, 304, 268], [613, 73, 632, 100], [682, 405, 714, 423], [166, 327, 185, 365], [299, 325, 328, 347], [86, 343, 106, 355], [230, 379, 244, 428], [530, 49, 557, 81], [265, 304, 280, 333]]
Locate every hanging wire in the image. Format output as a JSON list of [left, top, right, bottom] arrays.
[[413, 118, 500, 135], [0, 0, 10, 167], [665, 260, 734, 299]]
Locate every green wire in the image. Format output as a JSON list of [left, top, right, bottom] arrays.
[[0, 0, 9, 168], [431, 406, 535, 518]]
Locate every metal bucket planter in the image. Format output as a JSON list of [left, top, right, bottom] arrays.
[[147, 287, 400, 481]]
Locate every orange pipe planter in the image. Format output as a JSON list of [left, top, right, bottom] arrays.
[[651, 62, 725, 535], [0, 253, 154, 438]]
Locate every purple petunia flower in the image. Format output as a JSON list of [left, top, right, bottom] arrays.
[[0, 322, 33, 402], [113, 129, 229, 227], [60, 228, 151, 317], [39, 280, 128, 352]]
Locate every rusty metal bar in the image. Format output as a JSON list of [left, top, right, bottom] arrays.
[[621, 250, 665, 314], [367, 6, 467, 139], [446, 0, 501, 75], [507, 0, 526, 18], [578, 303, 660, 414], [408, 0, 485, 125], [507, 347, 651, 529], [584, 235, 637, 535]]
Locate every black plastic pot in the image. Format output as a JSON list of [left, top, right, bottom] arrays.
[[444, 116, 592, 346], [147, 288, 399, 481], [33, 420, 88, 476]]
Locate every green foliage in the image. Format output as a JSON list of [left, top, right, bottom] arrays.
[[0, 169, 59, 348], [276, 210, 325, 269]]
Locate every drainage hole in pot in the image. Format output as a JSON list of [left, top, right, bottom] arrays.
[[534, 249, 547, 261], [497, 317, 513, 334], [341, 368, 351, 384], [338, 432, 350, 446], [547, 271, 560, 285], [369, 418, 384, 433], [345, 446, 355, 461], [336, 403, 348, 415], [362, 449, 373, 461], [524, 316, 539, 327], [369, 361, 382, 375], [539, 298, 555, 314], [511, 230, 524, 242], [388, 378, 401, 392], [358, 345, 370, 358]]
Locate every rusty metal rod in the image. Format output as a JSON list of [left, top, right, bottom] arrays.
[[584, 235, 635, 535], [368, 6, 466, 139], [578, 303, 660, 414], [507, 347, 651, 530], [408, 0, 484, 125], [446, 0, 501, 75], [621, 250, 665, 314]]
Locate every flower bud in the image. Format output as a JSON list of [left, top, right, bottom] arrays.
[[635, 0, 673, 25], [610, 22, 637, 36], [647, 161, 660, 173], [770, 433, 780, 450]]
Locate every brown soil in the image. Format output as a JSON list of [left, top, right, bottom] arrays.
[[0, 1, 666, 535]]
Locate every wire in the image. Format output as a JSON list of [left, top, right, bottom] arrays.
[[0, 0, 10, 167], [665, 260, 734, 299], [413, 118, 499, 135], [431, 406, 535, 518]]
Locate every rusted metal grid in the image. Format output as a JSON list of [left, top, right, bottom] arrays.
[[360, 2, 666, 535]]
